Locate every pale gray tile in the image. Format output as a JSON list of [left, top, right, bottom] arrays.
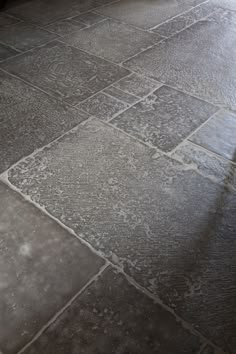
[[104, 86, 138, 105], [0, 181, 104, 353], [24, 268, 202, 354], [190, 110, 236, 162], [124, 9, 236, 111], [78, 92, 128, 121], [72, 11, 106, 26], [8, 119, 236, 351], [1, 40, 130, 105], [212, 0, 236, 11], [113, 73, 162, 98], [0, 22, 57, 51], [46, 19, 86, 37], [111, 86, 217, 152], [0, 70, 88, 173], [61, 19, 162, 63]]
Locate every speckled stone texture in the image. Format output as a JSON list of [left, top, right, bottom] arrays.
[[61, 19, 162, 64], [124, 8, 236, 111], [190, 110, 236, 162], [1, 40, 130, 105], [0, 181, 104, 354], [45, 19, 86, 37], [0, 70, 88, 173], [0, 42, 18, 61], [111, 85, 217, 151], [8, 119, 236, 351], [23, 268, 202, 354]]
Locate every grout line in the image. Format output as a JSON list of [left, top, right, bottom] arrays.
[[0, 39, 22, 54], [0, 160, 226, 354], [197, 343, 208, 354], [17, 263, 109, 354]]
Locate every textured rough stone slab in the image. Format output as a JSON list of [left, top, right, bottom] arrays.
[[0, 42, 18, 61], [45, 19, 86, 37], [172, 141, 236, 192], [8, 0, 113, 26], [1, 40, 130, 105], [24, 268, 202, 354], [111, 85, 217, 151], [0, 22, 57, 52], [8, 119, 236, 351], [190, 110, 236, 162], [61, 19, 162, 64], [212, 0, 236, 11], [0, 70, 88, 173], [0, 181, 104, 353], [97, 0, 193, 29], [104, 86, 138, 105], [78, 92, 128, 121], [124, 9, 236, 111]]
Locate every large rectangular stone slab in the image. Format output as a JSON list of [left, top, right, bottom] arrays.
[[24, 268, 202, 354], [1, 40, 129, 105], [0, 181, 104, 354], [8, 119, 236, 351], [124, 9, 236, 111], [0, 70, 88, 173], [61, 19, 162, 63], [97, 0, 193, 29], [111, 85, 217, 152]]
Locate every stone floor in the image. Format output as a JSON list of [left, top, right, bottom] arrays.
[[0, 0, 235, 353]]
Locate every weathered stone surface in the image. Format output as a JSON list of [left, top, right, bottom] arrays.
[[0, 70, 88, 173], [124, 9, 236, 111], [104, 86, 138, 105], [24, 268, 202, 354], [190, 110, 236, 162], [72, 11, 106, 26], [8, 119, 236, 351], [0, 42, 18, 61], [45, 19, 86, 37], [0, 13, 20, 27], [1, 40, 130, 105], [111, 85, 217, 151], [0, 181, 104, 353], [61, 19, 162, 63]]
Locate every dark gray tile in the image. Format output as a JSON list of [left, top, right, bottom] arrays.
[[8, 0, 113, 26], [61, 19, 162, 64], [0, 22, 57, 52], [78, 92, 128, 121], [153, 2, 216, 37], [8, 119, 236, 351], [0, 70, 88, 173], [0, 13, 20, 26], [1, 40, 130, 105], [190, 110, 236, 162], [201, 345, 225, 354], [113, 73, 162, 98], [0, 42, 19, 61], [24, 267, 201, 354], [111, 85, 217, 152], [45, 19, 86, 37], [104, 86, 138, 105], [0, 181, 104, 354], [172, 141, 236, 192], [72, 11, 106, 26], [124, 9, 236, 111], [97, 0, 193, 29]]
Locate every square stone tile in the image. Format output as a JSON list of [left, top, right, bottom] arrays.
[[8, 0, 113, 26], [24, 267, 202, 354], [104, 86, 138, 105], [0, 181, 104, 354], [0, 22, 57, 52], [0, 42, 19, 61], [72, 11, 106, 26], [8, 119, 236, 351], [1, 40, 130, 105], [45, 19, 86, 37], [0, 70, 88, 173], [190, 110, 236, 162], [124, 9, 236, 111], [172, 141, 236, 192], [0, 13, 20, 26], [97, 0, 193, 29], [61, 19, 162, 64], [153, 2, 216, 37], [78, 92, 128, 121], [111, 85, 217, 152], [113, 73, 162, 98]]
